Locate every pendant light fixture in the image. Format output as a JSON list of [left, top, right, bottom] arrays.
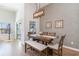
[[33, 3, 44, 18]]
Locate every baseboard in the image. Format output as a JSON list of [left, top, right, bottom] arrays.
[[63, 45, 79, 52]]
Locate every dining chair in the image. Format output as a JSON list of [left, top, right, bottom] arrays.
[[48, 32, 56, 36], [28, 32, 36, 36], [48, 35, 66, 56], [40, 32, 48, 35], [36, 36, 53, 45]]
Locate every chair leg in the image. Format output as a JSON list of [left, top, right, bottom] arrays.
[[39, 51, 43, 56], [37, 40, 39, 42], [42, 41, 44, 44], [59, 51, 62, 56], [61, 48, 63, 56], [58, 51, 59, 56], [58, 50, 62, 56], [45, 48, 48, 56], [45, 42, 47, 45], [52, 49, 54, 56]]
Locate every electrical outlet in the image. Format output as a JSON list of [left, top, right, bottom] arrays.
[[71, 41, 74, 45]]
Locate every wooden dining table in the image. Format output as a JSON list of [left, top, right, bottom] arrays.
[[29, 34, 56, 45]]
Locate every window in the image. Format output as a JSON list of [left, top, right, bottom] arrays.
[[0, 23, 11, 34]]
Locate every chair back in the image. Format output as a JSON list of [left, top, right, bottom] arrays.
[[39, 36, 52, 45], [40, 32, 48, 35], [48, 32, 56, 36], [58, 34, 66, 55], [28, 32, 36, 36]]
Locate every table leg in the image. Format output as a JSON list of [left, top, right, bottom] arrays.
[[37, 40, 39, 42], [52, 49, 54, 55], [46, 48, 48, 56], [42, 41, 44, 44], [45, 42, 47, 45], [25, 43, 27, 53]]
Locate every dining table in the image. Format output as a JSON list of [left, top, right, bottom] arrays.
[[29, 34, 56, 45]]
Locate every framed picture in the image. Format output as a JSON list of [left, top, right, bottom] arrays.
[[29, 21, 36, 32], [55, 20, 63, 28], [45, 21, 52, 29]]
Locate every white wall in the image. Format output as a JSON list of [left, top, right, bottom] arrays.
[[16, 4, 24, 22], [40, 3, 79, 49], [0, 8, 16, 40], [15, 3, 48, 43], [40, 3, 49, 8], [15, 3, 24, 42], [24, 3, 40, 40]]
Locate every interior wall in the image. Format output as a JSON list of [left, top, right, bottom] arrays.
[[15, 3, 49, 43], [24, 3, 40, 40], [15, 3, 40, 43], [15, 4, 25, 43], [40, 3, 79, 49], [0, 8, 16, 40]]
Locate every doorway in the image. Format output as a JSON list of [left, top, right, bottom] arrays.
[[16, 23, 21, 40]]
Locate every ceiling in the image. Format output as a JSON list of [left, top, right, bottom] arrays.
[[40, 3, 49, 8], [0, 3, 23, 12], [0, 3, 49, 12]]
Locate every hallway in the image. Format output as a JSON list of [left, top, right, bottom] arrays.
[[0, 40, 26, 56]]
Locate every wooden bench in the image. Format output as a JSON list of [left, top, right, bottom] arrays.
[[25, 40, 48, 55]]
